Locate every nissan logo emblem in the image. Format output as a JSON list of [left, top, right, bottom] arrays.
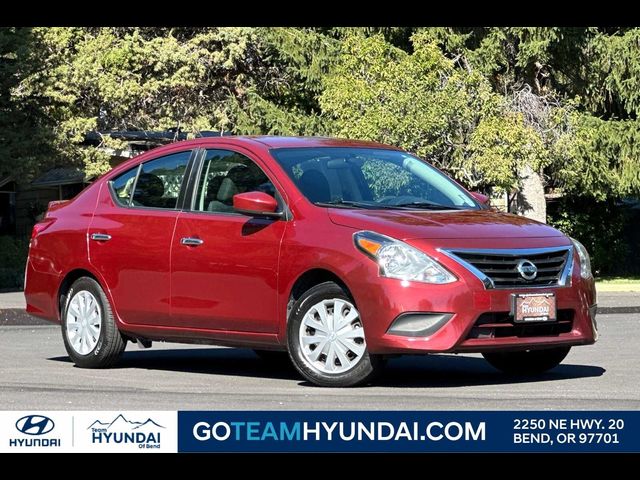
[[15, 415, 55, 436], [516, 259, 538, 280]]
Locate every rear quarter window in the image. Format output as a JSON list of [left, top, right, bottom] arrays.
[[110, 166, 139, 206]]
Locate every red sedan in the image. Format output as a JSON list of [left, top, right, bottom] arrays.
[[25, 136, 598, 386]]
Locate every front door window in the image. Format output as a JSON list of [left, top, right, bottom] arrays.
[[193, 149, 278, 213]]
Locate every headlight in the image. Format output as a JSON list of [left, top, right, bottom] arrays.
[[354, 231, 456, 284], [570, 237, 592, 279]]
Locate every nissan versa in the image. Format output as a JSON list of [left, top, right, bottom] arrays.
[[24, 136, 598, 387]]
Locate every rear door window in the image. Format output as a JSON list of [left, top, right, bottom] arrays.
[[130, 151, 191, 209]]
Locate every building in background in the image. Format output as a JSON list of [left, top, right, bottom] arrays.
[[0, 176, 16, 235], [1, 130, 224, 237]]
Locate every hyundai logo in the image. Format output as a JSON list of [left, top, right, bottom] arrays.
[[15, 415, 55, 436], [516, 259, 538, 280]]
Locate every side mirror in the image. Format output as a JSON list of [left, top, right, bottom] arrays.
[[233, 191, 283, 219], [470, 191, 490, 207]]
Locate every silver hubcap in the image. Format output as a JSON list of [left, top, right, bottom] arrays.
[[298, 298, 366, 374], [66, 290, 102, 355]]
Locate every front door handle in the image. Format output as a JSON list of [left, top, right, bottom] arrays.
[[90, 233, 112, 242], [181, 237, 204, 247]]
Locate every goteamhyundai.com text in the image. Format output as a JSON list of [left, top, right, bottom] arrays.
[[193, 421, 486, 442]]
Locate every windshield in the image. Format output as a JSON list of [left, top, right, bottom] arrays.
[[270, 147, 479, 210]]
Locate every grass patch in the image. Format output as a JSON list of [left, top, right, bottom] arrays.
[[595, 276, 640, 292]]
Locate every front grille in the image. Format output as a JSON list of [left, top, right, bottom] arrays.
[[448, 247, 571, 288], [467, 310, 574, 339]]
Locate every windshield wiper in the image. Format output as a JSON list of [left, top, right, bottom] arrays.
[[316, 200, 419, 210], [316, 200, 464, 210], [315, 200, 381, 209], [392, 201, 463, 210]]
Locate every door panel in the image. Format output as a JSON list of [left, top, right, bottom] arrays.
[[89, 200, 178, 326], [89, 150, 192, 326], [170, 148, 287, 333], [171, 213, 286, 332]]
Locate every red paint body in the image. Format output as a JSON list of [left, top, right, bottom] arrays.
[[25, 136, 597, 354]]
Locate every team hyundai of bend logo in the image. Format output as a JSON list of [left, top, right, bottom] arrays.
[[88, 414, 165, 450]]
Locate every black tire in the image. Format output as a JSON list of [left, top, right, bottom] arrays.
[[482, 346, 571, 375], [61, 277, 126, 368], [253, 349, 291, 366], [287, 281, 383, 387]]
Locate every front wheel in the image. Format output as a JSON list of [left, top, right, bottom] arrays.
[[61, 277, 126, 368], [482, 346, 571, 375], [287, 282, 383, 387]]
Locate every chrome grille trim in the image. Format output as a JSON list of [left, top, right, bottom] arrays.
[[438, 246, 574, 290]]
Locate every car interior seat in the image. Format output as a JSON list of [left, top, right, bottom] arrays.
[[207, 165, 248, 212], [298, 170, 331, 203], [133, 173, 168, 208]]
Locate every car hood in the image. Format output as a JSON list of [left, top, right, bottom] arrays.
[[328, 208, 564, 240]]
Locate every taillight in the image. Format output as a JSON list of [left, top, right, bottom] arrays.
[[30, 221, 50, 245], [31, 223, 45, 240]]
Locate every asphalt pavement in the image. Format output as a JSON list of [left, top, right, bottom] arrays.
[[0, 308, 638, 410]]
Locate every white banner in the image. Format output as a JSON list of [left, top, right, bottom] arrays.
[[0, 411, 177, 453]]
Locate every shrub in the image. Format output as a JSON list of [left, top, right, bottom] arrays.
[[0, 236, 29, 289], [547, 198, 632, 276]]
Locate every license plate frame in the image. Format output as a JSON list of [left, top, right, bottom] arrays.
[[511, 293, 557, 323]]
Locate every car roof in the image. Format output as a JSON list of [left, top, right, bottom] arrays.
[[102, 136, 404, 181], [156, 135, 402, 151], [243, 136, 400, 149]]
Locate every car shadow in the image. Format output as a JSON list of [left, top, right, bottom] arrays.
[[49, 348, 605, 388], [49, 348, 301, 381], [375, 354, 605, 388]]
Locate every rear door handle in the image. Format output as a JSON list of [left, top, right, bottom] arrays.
[[90, 233, 112, 242], [181, 237, 204, 247]]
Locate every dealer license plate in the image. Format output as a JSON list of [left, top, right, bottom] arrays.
[[512, 293, 557, 323]]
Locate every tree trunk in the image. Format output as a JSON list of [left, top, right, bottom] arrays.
[[512, 164, 546, 223]]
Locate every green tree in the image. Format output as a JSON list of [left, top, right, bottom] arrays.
[[10, 27, 334, 178], [555, 114, 640, 200], [0, 28, 56, 179], [468, 113, 548, 220], [419, 27, 640, 201], [330, 28, 640, 220], [4, 26, 640, 220], [320, 33, 558, 220], [320, 33, 498, 179]]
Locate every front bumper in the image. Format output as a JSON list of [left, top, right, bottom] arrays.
[[347, 239, 598, 355]]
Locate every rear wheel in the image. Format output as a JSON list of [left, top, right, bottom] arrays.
[[482, 347, 571, 375], [61, 277, 126, 368], [287, 282, 383, 387]]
